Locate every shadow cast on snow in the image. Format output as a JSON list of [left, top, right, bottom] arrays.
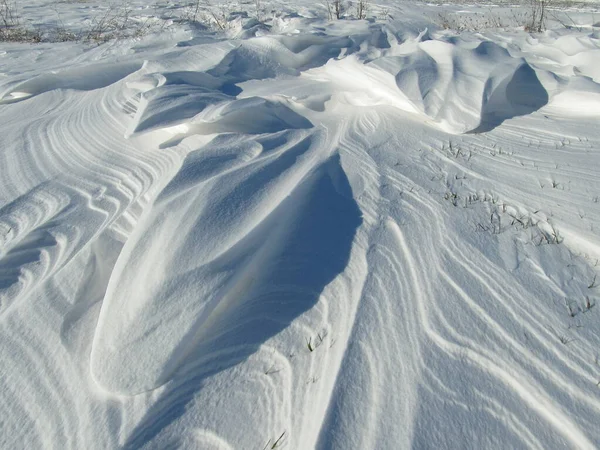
[[122, 152, 362, 449], [471, 63, 549, 133]]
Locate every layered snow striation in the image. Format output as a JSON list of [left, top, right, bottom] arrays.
[[1, 11, 600, 450]]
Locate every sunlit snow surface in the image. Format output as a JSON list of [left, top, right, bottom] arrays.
[[1, 0, 600, 448]]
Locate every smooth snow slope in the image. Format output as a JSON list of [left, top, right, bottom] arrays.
[[2, 4, 600, 450]]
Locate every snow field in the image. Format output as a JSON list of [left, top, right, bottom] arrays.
[[1, 2, 600, 449]]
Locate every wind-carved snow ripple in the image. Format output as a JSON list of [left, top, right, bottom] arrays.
[[314, 108, 600, 449], [0, 56, 179, 447], [0, 64, 176, 315]]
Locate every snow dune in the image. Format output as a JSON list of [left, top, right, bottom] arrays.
[[0, 61, 143, 104], [1, 8, 600, 450]]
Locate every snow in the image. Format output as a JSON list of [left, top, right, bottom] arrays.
[[1, 0, 600, 448]]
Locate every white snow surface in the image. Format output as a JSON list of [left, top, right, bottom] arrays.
[[2, 1, 600, 449]]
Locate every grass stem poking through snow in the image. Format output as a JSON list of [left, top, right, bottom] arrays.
[[306, 337, 314, 352], [559, 335, 575, 345], [263, 431, 286, 449], [306, 331, 328, 352], [565, 298, 577, 318], [265, 364, 281, 375]]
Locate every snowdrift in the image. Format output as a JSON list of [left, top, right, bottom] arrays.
[[1, 7, 600, 450]]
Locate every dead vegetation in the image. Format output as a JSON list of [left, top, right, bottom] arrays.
[[0, 0, 163, 43]]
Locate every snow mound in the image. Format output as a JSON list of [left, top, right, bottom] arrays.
[[371, 40, 549, 133], [0, 61, 143, 104], [91, 148, 361, 394]]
